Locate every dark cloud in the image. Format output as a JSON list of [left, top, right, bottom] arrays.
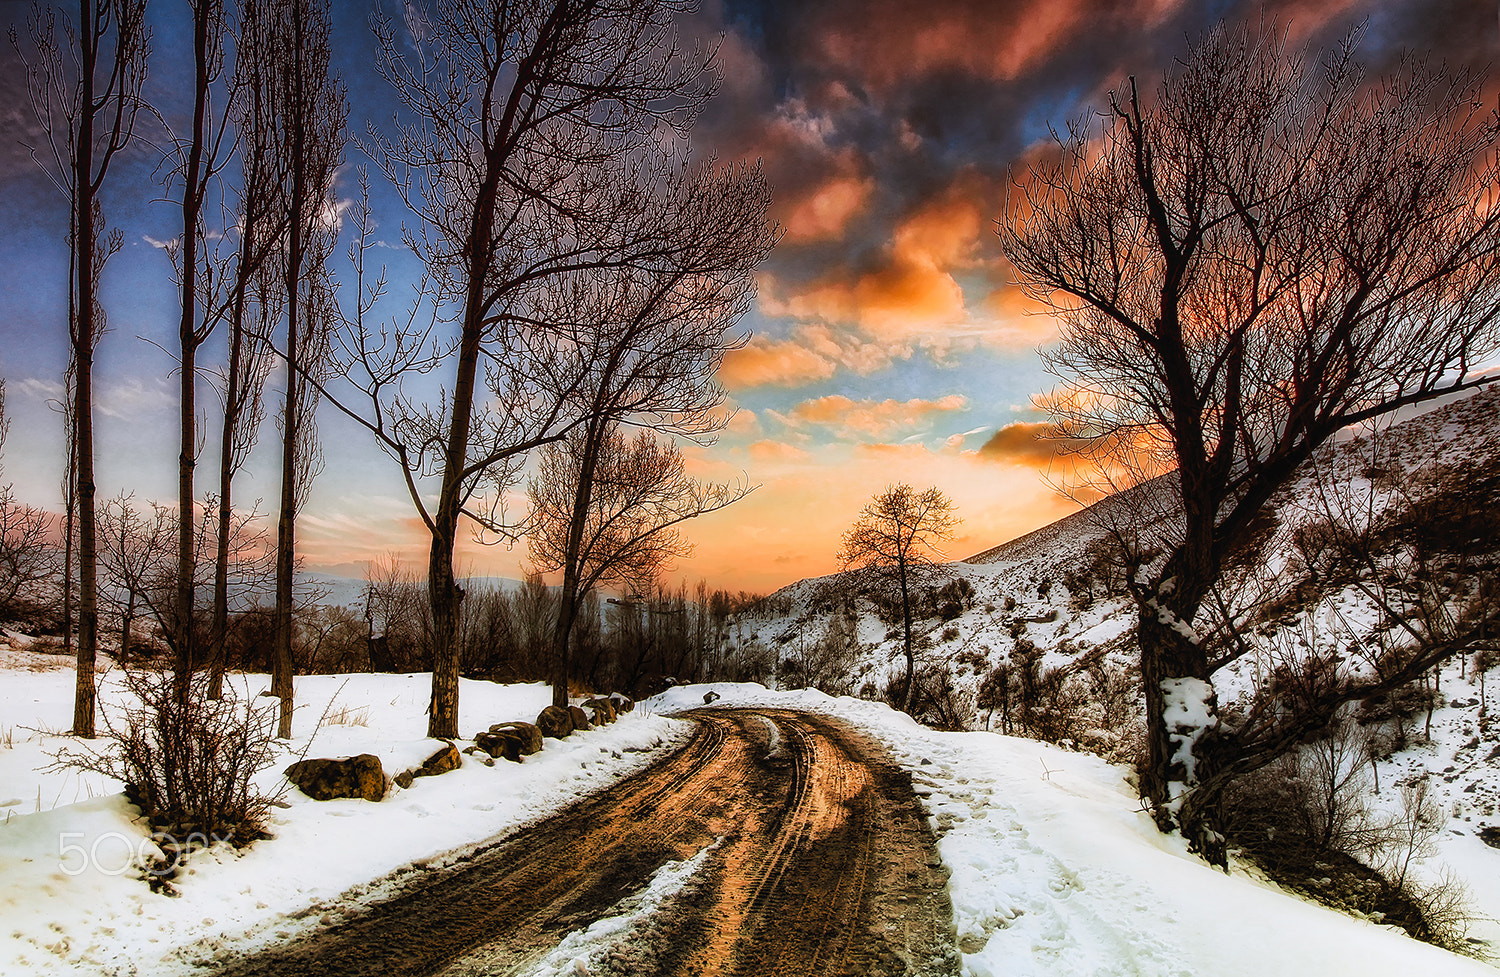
[[977, 421, 1074, 466], [688, 0, 1497, 377]]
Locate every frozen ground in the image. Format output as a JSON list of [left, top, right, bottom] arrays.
[[1, 650, 1494, 975], [0, 657, 691, 976], [649, 683, 1498, 977]]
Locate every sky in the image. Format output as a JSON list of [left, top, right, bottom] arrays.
[[0, 0, 1495, 595]]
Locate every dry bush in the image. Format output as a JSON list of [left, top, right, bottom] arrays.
[[898, 664, 975, 731], [57, 669, 281, 859], [1223, 714, 1477, 952]]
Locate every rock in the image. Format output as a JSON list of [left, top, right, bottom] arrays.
[[582, 698, 617, 725], [1481, 826, 1500, 850], [397, 742, 463, 787], [568, 705, 592, 732], [475, 730, 524, 762], [461, 745, 496, 767], [284, 755, 387, 802], [536, 705, 574, 739], [489, 721, 543, 755], [702, 690, 721, 704], [609, 693, 634, 714]]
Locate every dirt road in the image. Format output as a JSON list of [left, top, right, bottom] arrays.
[[214, 709, 959, 976]]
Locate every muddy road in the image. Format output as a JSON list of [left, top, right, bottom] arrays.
[[215, 710, 959, 977]]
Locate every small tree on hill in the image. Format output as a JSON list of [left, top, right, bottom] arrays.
[[839, 484, 958, 714]]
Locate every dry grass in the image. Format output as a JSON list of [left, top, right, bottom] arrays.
[[325, 704, 370, 727]]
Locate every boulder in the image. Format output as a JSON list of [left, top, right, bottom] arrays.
[[703, 690, 721, 705], [568, 705, 592, 732], [536, 705, 574, 739], [582, 698, 617, 725], [489, 721, 543, 755], [475, 729, 524, 762], [609, 693, 634, 714], [284, 754, 387, 802], [396, 742, 463, 787]]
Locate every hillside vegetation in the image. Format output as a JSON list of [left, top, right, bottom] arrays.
[[722, 386, 1500, 952]]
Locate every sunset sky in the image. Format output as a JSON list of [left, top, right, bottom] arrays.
[[0, 0, 1494, 595]]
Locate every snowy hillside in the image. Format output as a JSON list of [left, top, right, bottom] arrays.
[[728, 384, 1500, 955]]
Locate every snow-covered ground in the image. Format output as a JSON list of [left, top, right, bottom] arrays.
[[649, 683, 1497, 977], [0, 656, 691, 975], [1, 648, 1494, 975]]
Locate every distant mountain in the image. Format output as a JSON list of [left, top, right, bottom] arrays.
[[298, 569, 529, 610]]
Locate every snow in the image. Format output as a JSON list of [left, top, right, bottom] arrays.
[[650, 683, 1497, 977], [1160, 676, 1216, 795], [0, 658, 1495, 974], [0, 664, 691, 975]]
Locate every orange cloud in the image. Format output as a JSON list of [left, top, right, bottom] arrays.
[[757, 169, 1053, 359], [782, 394, 968, 439], [808, 0, 1184, 95], [977, 421, 1076, 467], [783, 171, 875, 244], [720, 334, 837, 389], [749, 440, 813, 463]]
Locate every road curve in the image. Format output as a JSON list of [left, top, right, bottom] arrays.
[[213, 709, 959, 977]]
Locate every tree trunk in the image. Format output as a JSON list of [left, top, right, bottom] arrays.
[[898, 557, 915, 714], [426, 304, 483, 738], [62, 402, 76, 667], [1136, 605, 1230, 866], [549, 424, 605, 709], [426, 96, 499, 738], [272, 245, 300, 738], [427, 509, 462, 738], [120, 590, 134, 664], [73, 355, 98, 737], [70, 0, 98, 738]]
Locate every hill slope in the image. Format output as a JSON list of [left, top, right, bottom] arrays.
[[726, 385, 1500, 954]]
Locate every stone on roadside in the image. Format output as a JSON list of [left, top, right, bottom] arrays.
[[489, 721, 543, 755], [397, 742, 463, 787], [583, 697, 617, 725], [475, 729, 524, 762], [536, 705, 574, 739], [284, 754, 387, 802]]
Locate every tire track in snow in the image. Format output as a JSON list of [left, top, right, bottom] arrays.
[[207, 710, 957, 977]]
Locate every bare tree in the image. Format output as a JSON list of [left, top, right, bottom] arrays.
[[15, 0, 150, 736], [839, 484, 958, 714], [362, 554, 432, 673], [204, 0, 286, 698], [1001, 24, 1500, 862], [521, 160, 773, 708], [100, 492, 274, 665], [355, 0, 738, 737], [98, 492, 171, 661], [0, 384, 56, 616], [267, 0, 345, 737], [153, 0, 237, 682], [529, 424, 750, 703]]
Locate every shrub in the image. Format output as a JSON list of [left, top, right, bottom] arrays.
[[60, 669, 282, 857], [1223, 715, 1475, 953]]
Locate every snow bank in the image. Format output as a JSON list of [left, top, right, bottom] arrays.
[[650, 683, 1496, 977], [0, 669, 690, 976]]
